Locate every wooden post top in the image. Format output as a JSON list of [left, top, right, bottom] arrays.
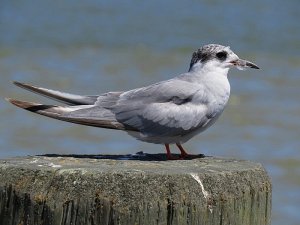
[[0, 155, 272, 225]]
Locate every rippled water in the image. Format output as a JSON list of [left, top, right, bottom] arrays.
[[1, 1, 300, 224]]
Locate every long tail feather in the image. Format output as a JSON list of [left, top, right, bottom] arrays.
[[13, 81, 98, 105], [6, 98, 132, 131]]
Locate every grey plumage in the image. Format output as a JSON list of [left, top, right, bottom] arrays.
[[6, 44, 259, 159], [13, 81, 98, 105]]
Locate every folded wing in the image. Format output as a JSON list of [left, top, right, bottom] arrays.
[[13, 81, 98, 105], [7, 82, 134, 130], [110, 78, 210, 137], [6, 98, 133, 131], [8, 78, 211, 137]]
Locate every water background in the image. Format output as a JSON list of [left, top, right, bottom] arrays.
[[1, 1, 300, 224]]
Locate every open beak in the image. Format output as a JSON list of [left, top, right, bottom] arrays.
[[230, 59, 260, 69]]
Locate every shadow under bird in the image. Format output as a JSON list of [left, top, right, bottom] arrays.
[[6, 44, 259, 160]]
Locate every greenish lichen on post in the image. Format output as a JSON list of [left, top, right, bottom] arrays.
[[0, 156, 271, 225]]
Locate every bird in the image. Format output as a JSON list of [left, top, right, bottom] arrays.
[[6, 44, 259, 160]]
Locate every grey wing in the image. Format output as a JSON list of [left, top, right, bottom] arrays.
[[110, 79, 210, 137], [13, 81, 98, 105], [7, 89, 136, 131]]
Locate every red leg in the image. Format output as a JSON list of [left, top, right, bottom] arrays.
[[165, 144, 172, 160], [176, 143, 189, 159], [164, 144, 178, 160]]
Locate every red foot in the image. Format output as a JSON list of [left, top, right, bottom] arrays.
[[167, 155, 180, 160], [164, 143, 192, 160], [176, 143, 190, 159], [165, 144, 176, 160]]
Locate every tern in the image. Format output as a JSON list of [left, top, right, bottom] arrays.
[[6, 44, 259, 160]]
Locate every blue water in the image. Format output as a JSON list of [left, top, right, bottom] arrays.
[[1, 1, 300, 224]]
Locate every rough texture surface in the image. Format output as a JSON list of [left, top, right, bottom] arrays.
[[0, 154, 271, 225]]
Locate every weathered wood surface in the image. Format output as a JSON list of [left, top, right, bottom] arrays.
[[0, 154, 271, 225]]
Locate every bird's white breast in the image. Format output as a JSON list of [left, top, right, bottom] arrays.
[[176, 68, 231, 142]]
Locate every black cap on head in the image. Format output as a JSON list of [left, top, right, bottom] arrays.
[[189, 44, 228, 71]]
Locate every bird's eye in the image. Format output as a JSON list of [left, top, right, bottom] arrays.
[[216, 51, 227, 60]]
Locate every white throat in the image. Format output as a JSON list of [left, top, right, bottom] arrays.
[[190, 61, 230, 77], [189, 61, 231, 102]]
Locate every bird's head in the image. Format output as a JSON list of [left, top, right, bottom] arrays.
[[188, 44, 259, 73]]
